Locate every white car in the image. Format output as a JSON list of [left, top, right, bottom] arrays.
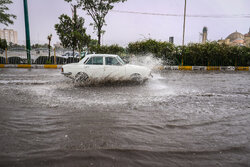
[[61, 54, 152, 83]]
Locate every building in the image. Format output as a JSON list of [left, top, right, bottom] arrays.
[[202, 27, 208, 44], [244, 28, 250, 47], [218, 28, 250, 47], [169, 37, 174, 44], [0, 29, 18, 44]]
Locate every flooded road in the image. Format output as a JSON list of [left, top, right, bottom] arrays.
[[0, 68, 249, 167]]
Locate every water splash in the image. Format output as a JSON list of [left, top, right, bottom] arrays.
[[74, 77, 146, 87], [127, 54, 163, 71]]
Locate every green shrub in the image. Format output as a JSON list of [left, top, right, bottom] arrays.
[[33, 40, 250, 66], [8, 57, 24, 64], [178, 42, 250, 66], [0, 56, 6, 64], [127, 39, 175, 59], [46, 59, 52, 64], [35, 56, 49, 64], [90, 44, 125, 55]]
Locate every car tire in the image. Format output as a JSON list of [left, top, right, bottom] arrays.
[[74, 72, 89, 83], [130, 73, 143, 83]]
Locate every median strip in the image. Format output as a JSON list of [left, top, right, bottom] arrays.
[[236, 67, 249, 71], [0, 64, 62, 69], [207, 66, 220, 71], [17, 64, 32, 68], [178, 66, 192, 70], [44, 65, 58, 69]]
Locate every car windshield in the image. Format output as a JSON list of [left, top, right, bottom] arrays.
[[116, 56, 125, 65]]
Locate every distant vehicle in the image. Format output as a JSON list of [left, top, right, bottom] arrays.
[[60, 51, 80, 59], [61, 54, 152, 83]]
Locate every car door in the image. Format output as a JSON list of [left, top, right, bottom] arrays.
[[103, 57, 126, 79], [83, 56, 104, 79]]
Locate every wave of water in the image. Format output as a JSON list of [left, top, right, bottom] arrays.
[[128, 54, 163, 71]]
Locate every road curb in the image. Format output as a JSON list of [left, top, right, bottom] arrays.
[[156, 66, 250, 71], [0, 64, 249, 71], [0, 64, 62, 69]]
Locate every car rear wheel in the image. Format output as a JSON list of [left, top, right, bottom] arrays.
[[74, 72, 89, 83]]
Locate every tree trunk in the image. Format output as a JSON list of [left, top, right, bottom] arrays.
[[72, 47, 75, 63], [48, 41, 51, 59], [97, 27, 101, 46]]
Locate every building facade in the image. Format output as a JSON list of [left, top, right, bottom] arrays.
[[244, 28, 250, 47], [0, 29, 18, 44], [202, 27, 208, 44], [218, 28, 250, 47]]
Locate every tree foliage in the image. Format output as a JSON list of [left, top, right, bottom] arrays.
[[0, 0, 16, 25], [0, 38, 7, 50], [90, 44, 124, 54], [65, 0, 127, 46], [54, 11, 90, 57]]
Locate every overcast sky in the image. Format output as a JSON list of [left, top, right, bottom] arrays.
[[0, 0, 249, 46]]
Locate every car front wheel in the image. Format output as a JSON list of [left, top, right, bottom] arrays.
[[130, 73, 143, 83]]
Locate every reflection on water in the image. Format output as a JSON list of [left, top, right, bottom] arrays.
[[0, 68, 250, 166]]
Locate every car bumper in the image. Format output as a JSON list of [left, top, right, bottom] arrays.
[[61, 72, 72, 76]]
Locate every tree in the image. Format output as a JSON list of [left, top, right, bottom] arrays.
[[55, 6, 90, 58], [0, 0, 16, 25], [47, 34, 52, 59], [0, 38, 7, 51], [65, 0, 127, 46], [31, 43, 47, 49]]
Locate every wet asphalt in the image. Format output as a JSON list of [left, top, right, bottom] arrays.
[[0, 68, 249, 167]]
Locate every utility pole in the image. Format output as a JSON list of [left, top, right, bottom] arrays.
[[181, 0, 187, 66], [23, 0, 31, 64], [182, 0, 187, 46], [72, 5, 77, 62]]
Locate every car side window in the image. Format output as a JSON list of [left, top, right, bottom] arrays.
[[105, 57, 120, 66], [86, 57, 103, 65]]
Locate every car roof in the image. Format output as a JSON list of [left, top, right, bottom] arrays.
[[79, 54, 119, 64], [85, 54, 118, 58]]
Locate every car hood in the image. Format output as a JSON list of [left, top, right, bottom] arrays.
[[124, 64, 151, 75], [124, 64, 150, 70], [62, 63, 79, 68]]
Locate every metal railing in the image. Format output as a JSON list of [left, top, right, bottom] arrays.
[[0, 48, 82, 64]]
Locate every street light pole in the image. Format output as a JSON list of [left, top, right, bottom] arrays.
[[23, 0, 31, 64], [181, 0, 187, 66], [182, 0, 187, 46]]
